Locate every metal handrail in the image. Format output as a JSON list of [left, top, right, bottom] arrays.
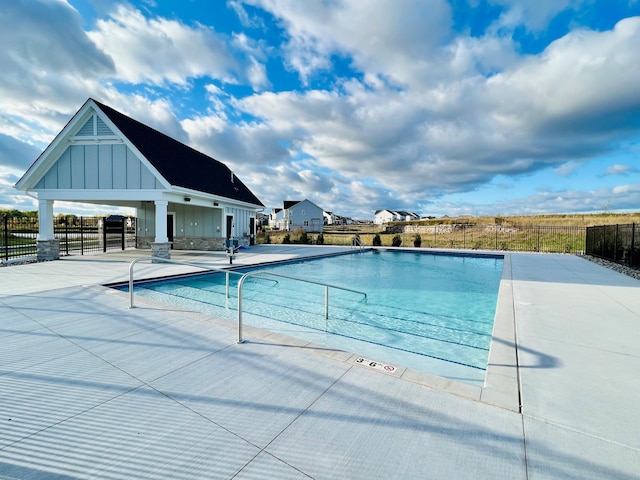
[[236, 270, 367, 344], [128, 257, 368, 347], [128, 256, 242, 308]]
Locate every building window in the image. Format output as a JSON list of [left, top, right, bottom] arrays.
[[304, 220, 309, 226]]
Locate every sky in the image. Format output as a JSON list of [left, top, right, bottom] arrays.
[[1, 0, 640, 220]]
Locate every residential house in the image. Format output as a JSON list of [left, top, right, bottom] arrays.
[[271, 199, 324, 232], [323, 211, 336, 225], [374, 209, 420, 225]]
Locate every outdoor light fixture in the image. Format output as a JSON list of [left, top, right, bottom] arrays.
[[184, 197, 191, 202], [213, 202, 219, 206]]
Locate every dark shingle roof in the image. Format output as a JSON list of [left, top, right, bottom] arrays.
[[284, 200, 301, 209], [93, 99, 263, 207]]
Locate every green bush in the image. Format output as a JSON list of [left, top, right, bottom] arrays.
[[413, 234, 422, 247], [372, 233, 382, 246], [282, 234, 291, 244], [316, 233, 324, 245], [392, 234, 402, 247]]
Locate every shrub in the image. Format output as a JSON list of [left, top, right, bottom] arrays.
[[291, 227, 309, 244], [392, 234, 402, 247], [316, 233, 324, 245], [282, 234, 291, 244], [263, 233, 271, 244], [413, 234, 422, 247], [372, 233, 382, 246]]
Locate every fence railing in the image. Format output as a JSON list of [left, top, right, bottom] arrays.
[[296, 225, 587, 253], [1, 216, 136, 262], [586, 223, 638, 268]]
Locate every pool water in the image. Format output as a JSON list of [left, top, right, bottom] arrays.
[[128, 250, 503, 386]]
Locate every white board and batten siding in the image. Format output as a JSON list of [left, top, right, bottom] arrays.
[[35, 144, 161, 191]]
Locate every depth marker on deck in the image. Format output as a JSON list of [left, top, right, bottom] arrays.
[[354, 357, 397, 373]]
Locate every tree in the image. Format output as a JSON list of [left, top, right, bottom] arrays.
[[372, 234, 382, 246], [392, 234, 402, 247], [413, 234, 422, 247]]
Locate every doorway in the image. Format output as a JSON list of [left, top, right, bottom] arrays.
[[167, 213, 175, 249], [226, 215, 233, 239], [249, 217, 255, 246]]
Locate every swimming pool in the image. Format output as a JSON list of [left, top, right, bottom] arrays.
[[126, 250, 503, 385]]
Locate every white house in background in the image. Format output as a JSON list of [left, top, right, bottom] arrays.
[[15, 98, 264, 260], [324, 211, 336, 225], [268, 208, 284, 229], [374, 209, 420, 225], [271, 199, 324, 232]]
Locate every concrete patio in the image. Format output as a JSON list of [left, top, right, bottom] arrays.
[[1, 245, 638, 479]]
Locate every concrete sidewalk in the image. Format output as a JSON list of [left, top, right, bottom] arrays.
[[0, 246, 638, 479]]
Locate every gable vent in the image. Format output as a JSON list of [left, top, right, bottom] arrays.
[[76, 117, 94, 136], [96, 117, 114, 136]]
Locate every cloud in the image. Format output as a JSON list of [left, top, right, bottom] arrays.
[[0, 134, 42, 171], [604, 164, 638, 176], [242, 0, 454, 85], [87, 4, 241, 86], [489, 0, 576, 33], [434, 183, 640, 217], [0, 0, 116, 142], [553, 162, 581, 176]]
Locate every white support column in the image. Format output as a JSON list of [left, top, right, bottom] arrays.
[[37, 199, 59, 261], [152, 200, 170, 259], [154, 200, 168, 243], [37, 199, 55, 240]]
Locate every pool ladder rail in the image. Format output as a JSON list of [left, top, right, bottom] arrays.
[[128, 257, 368, 345]]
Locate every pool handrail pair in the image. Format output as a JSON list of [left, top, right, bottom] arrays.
[[128, 256, 368, 344]]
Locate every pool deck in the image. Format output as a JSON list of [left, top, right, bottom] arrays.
[[1, 245, 638, 479]]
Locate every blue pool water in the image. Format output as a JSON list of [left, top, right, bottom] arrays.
[[127, 250, 503, 385]]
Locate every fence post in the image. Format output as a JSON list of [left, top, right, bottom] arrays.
[[80, 217, 84, 255], [65, 218, 69, 255], [121, 216, 125, 250], [495, 225, 498, 250], [537, 226, 541, 252], [103, 216, 107, 253], [2, 216, 7, 261], [631, 223, 636, 267]]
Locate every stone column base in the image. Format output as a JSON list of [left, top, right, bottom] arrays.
[[37, 239, 60, 261], [151, 242, 172, 261]]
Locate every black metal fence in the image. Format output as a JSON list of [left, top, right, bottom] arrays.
[[586, 223, 638, 267], [1, 216, 137, 262], [317, 225, 586, 253]]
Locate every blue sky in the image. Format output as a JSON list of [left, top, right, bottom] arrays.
[[1, 0, 640, 219]]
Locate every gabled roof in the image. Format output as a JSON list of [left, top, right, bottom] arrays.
[[284, 199, 324, 212], [283, 200, 301, 209], [93, 99, 263, 207]]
